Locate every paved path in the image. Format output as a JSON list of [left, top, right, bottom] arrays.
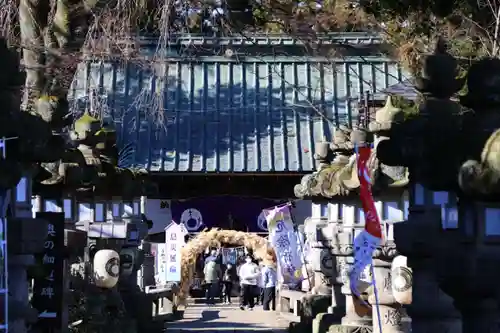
[[166, 301, 291, 333]]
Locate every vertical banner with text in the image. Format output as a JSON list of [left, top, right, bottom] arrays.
[[32, 212, 65, 331], [156, 243, 167, 286], [264, 205, 303, 286], [164, 222, 186, 282]]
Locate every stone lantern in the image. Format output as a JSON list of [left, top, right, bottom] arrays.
[[376, 40, 500, 333], [0, 37, 70, 333], [30, 110, 156, 331], [295, 117, 410, 333]]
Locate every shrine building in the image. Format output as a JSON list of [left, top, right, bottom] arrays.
[[68, 33, 409, 238]]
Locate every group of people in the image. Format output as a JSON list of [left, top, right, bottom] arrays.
[[203, 249, 277, 311]]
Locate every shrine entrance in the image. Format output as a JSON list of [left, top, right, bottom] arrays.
[[178, 228, 276, 305]]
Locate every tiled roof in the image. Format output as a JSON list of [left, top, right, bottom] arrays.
[[377, 79, 419, 101], [69, 42, 407, 173]]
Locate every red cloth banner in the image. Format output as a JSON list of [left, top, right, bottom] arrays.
[[349, 146, 383, 296], [357, 146, 383, 239]]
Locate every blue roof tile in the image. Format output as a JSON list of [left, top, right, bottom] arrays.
[[69, 54, 407, 173]]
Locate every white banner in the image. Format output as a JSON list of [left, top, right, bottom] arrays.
[[156, 243, 168, 285], [264, 205, 304, 286], [164, 222, 186, 282]]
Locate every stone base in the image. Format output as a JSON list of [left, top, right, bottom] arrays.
[[313, 313, 340, 333], [412, 319, 462, 333], [329, 324, 373, 333], [302, 294, 333, 319]]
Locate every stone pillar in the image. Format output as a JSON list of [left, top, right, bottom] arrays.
[[330, 226, 372, 333], [455, 298, 500, 333], [9, 177, 36, 333], [303, 217, 330, 295], [138, 241, 155, 290], [368, 253, 411, 333], [406, 257, 461, 333], [9, 255, 33, 332], [324, 222, 345, 316], [449, 201, 500, 333], [391, 185, 464, 333], [336, 293, 372, 332], [306, 217, 348, 333]]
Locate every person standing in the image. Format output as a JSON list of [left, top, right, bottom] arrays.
[[222, 263, 235, 304], [238, 255, 259, 310], [204, 249, 221, 304], [255, 261, 264, 305], [214, 249, 225, 303], [261, 260, 277, 311]]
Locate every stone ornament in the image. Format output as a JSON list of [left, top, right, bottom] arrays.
[[294, 126, 357, 199], [415, 39, 465, 99], [0, 39, 68, 189], [294, 100, 409, 200], [93, 249, 120, 289], [374, 40, 500, 195], [38, 111, 155, 196], [368, 96, 402, 136], [391, 255, 412, 305], [367, 96, 409, 190], [458, 59, 500, 195]]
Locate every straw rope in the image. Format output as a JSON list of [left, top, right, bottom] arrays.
[[178, 228, 276, 305]]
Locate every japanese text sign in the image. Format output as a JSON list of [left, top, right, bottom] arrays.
[[32, 212, 64, 330], [164, 222, 186, 282]]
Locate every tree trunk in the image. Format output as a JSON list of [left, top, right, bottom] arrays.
[[19, 0, 109, 130]]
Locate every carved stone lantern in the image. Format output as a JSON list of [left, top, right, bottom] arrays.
[[0, 38, 70, 332], [8, 177, 47, 332], [297, 118, 411, 333], [376, 39, 500, 333], [368, 223, 411, 333]]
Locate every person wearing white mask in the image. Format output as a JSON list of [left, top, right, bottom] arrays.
[[238, 255, 259, 310]]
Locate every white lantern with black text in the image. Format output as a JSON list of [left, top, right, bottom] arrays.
[[93, 249, 120, 288]]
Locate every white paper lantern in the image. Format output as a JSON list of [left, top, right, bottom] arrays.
[[391, 255, 412, 305], [93, 249, 120, 289]]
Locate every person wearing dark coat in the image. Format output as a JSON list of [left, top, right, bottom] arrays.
[[222, 263, 236, 304]]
